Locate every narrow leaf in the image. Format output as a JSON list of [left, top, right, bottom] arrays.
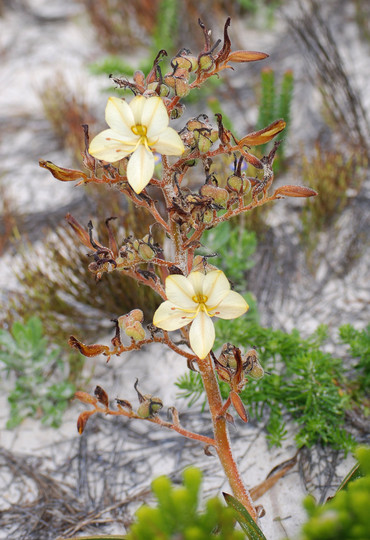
[[230, 391, 248, 422], [273, 185, 317, 198], [228, 51, 269, 63], [337, 462, 363, 492], [239, 119, 286, 147], [223, 492, 267, 540]]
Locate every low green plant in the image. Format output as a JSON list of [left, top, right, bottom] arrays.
[[177, 322, 368, 452], [127, 467, 247, 540], [295, 446, 370, 540], [339, 324, 370, 398], [0, 317, 75, 428], [255, 67, 294, 168]]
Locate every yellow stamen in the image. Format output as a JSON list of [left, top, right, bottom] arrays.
[[132, 124, 147, 137]]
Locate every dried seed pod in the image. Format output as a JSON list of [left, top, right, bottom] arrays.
[[137, 396, 163, 418], [243, 348, 265, 379], [77, 410, 95, 434], [218, 343, 237, 369], [94, 386, 109, 408]]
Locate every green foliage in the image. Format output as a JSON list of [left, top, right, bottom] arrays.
[[339, 323, 370, 396], [89, 0, 179, 93], [126, 467, 245, 539], [199, 221, 257, 291], [177, 321, 368, 452], [0, 317, 75, 428], [296, 446, 370, 540], [255, 68, 294, 166], [223, 493, 267, 539]]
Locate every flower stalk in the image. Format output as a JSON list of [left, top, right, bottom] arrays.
[[41, 16, 317, 527]]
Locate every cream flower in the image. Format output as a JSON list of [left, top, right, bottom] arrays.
[[89, 96, 184, 194], [153, 270, 249, 359]]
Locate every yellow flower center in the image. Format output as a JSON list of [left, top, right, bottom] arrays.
[[193, 294, 208, 305], [132, 124, 147, 137]]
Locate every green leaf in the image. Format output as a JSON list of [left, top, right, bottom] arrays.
[[223, 493, 267, 539], [337, 462, 363, 492]]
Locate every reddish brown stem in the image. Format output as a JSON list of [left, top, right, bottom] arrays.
[[197, 354, 257, 521]]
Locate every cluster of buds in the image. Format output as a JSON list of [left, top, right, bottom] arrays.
[[217, 343, 264, 380], [181, 114, 219, 154], [213, 344, 265, 423], [65, 214, 163, 281], [117, 309, 146, 342]]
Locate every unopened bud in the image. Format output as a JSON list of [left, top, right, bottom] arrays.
[[138, 241, 155, 261], [196, 133, 212, 153], [202, 208, 214, 223], [125, 321, 146, 341], [170, 103, 185, 119], [199, 54, 214, 72], [227, 174, 250, 194], [200, 184, 229, 206], [174, 77, 190, 98]]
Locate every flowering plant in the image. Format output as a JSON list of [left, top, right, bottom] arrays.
[[40, 18, 316, 528]]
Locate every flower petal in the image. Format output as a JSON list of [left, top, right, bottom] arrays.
[[153, 301, 193, 331], [189, 311, 215, 359], [187, 271, 206, 296], [89, 129, 134, 162], [127, 144, 155, 193], [165, 275, 196, 309], [209, 290, 249, 320], [203, 270, 230, 307], [105, 97, 135, 136], [129, 95, 147, 124], [151, 127, 185, 156], [143, 97, 169, 137]]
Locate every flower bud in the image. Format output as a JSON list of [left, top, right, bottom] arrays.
[[227, 174, 250, 194], [170, 103, 185, 119], [125, 321, 146, 341], [201, 208, 214, 224], [199, 53, 214, 72], [173, 77, 190, 98], [129, 309, 144, 323], [138, 241, 156, 261], [196, 133, 212, 153], [200, 184, 229, 206], [172, 55, 198, 71]]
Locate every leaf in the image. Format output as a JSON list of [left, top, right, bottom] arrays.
[[273, 185, 317, 198], [238, 119, 286, 147], [228, 50, 269, 63], [223, 492, 267, 539], [230, 391, 248, 422], [337, 462, 363, 492]]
